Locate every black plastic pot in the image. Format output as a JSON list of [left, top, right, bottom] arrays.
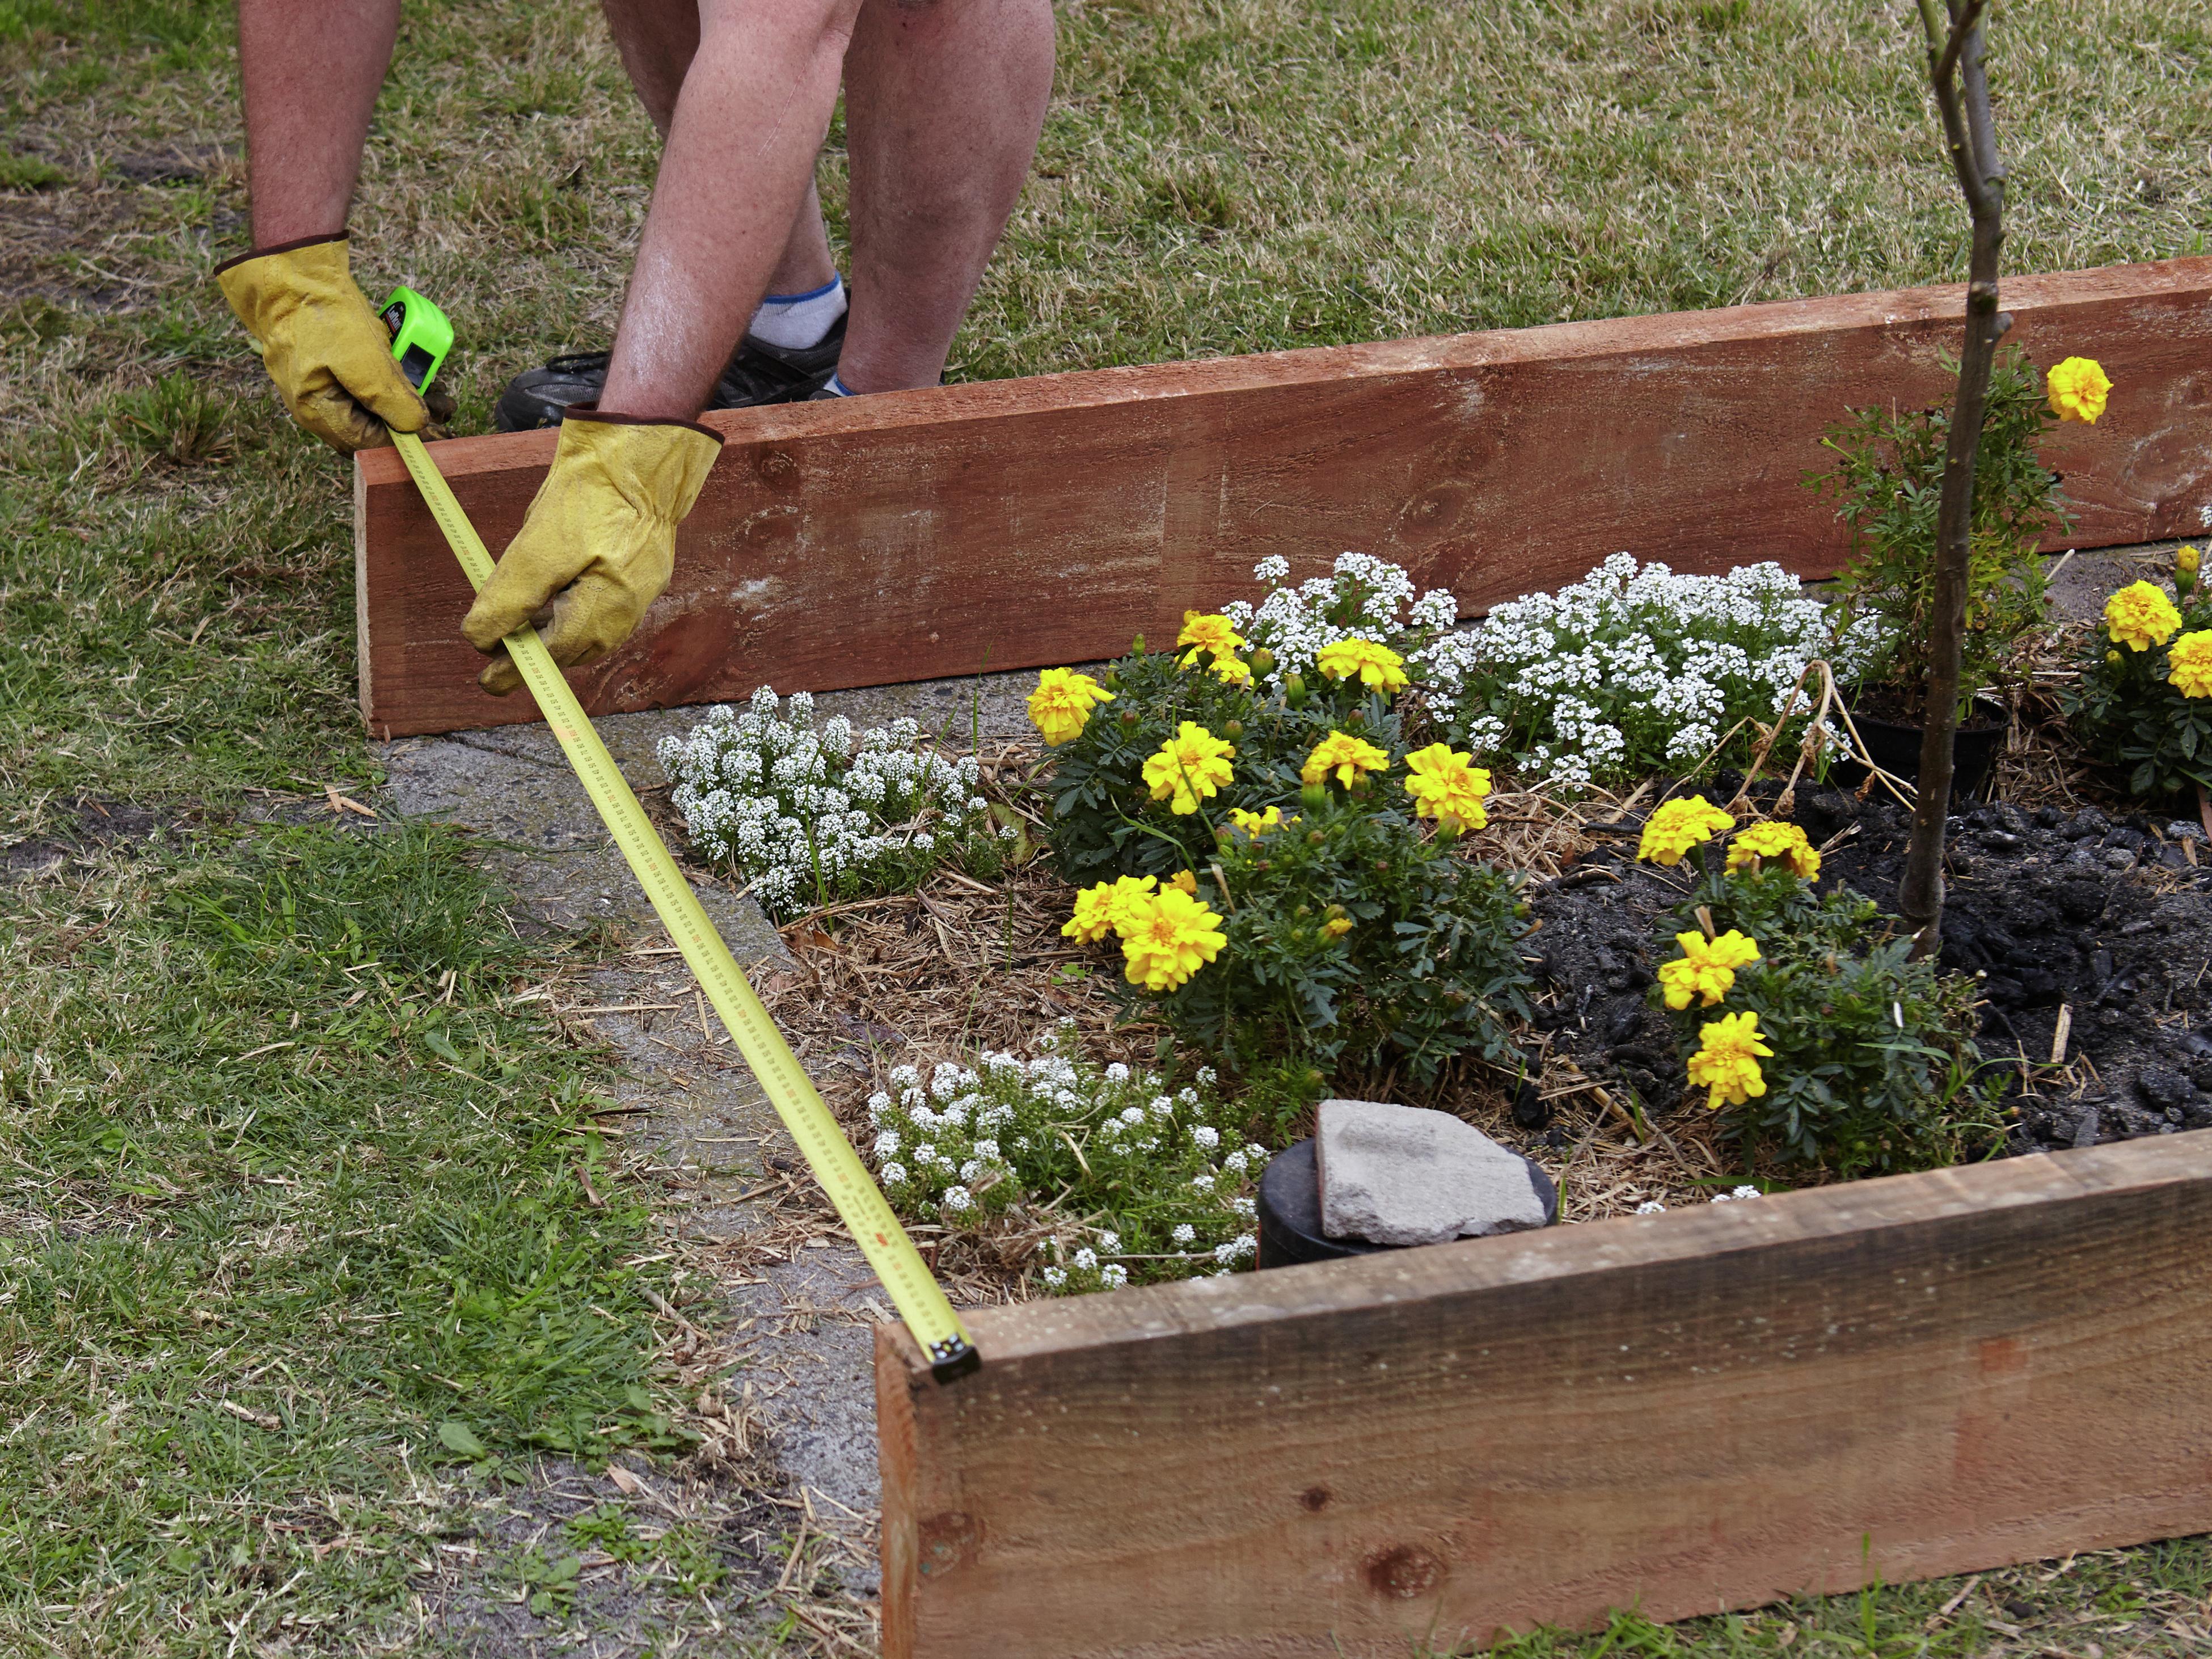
[[1256, 1140, 1388, 1268], [1255, 1137, 1560, 1268], [1835, 695, 2008, 801]]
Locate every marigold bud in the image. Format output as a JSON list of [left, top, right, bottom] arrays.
[[1222, 720, 1243, 738], [1130, 634, 1147, 655], [1119, 708, 1140, 727], [1248, 648, 1274, 674], [2107, 649, 2122, 665], [1301, 786, 1328, 814]]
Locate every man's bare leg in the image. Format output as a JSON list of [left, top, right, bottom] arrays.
[[836, 0, 1054, 393], [600, 0, 837, 304], [598, 0, 862, 416]]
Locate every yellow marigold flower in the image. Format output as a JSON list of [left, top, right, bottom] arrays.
[[1657, 930, 1761, 1011], [2046, 356, 2112, 425], [1026, 667, 1114, 746], [1176, 611, 1247, 669], [1725, 821, 1821, 881], [1118, 887, 1227, 992], [1636, 796, 1736, 866], [1686, 1010, 1774, 1111], [2181, 546, 2202, 576], [1401, 741, 1492, 831], [1315, 637, 1409, 693], [1300, 729, 1392, 789], [1169, 868, 1198, 896], [2104, 581, 2182, 652], [1322, 915, 1354, 938], [1062, 875, 1158, 944], [1211, 655, 1253, 687], [1142, 721, 1236, 814], [1229, 805, 1283, 837], [2170, 631, 2212, 699]]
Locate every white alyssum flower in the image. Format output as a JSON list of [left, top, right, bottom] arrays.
[[1414, 552, 1883, 791], [862, 1037, 1261, 1297], [1219, 551, 1457, 691], [660, 689, 1002, 918], [1635, 1200, 1668, 1215]]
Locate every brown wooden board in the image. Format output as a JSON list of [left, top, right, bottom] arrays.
[[357, 258, 2212, 737], [875, 1133, 2212, 1658]]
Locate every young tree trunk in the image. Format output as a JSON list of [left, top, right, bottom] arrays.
[[1899, 1, 2006, 960]]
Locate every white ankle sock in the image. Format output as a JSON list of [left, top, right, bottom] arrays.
[[748, 275, 846, 351]]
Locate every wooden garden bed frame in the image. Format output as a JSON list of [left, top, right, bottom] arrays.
[[876, 1133, 2212, 1657], [355, 256, 2212, 738]]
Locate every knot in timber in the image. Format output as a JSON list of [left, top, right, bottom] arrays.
[[1363, 1543, 1446, 1599]]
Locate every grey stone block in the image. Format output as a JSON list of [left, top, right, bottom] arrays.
[[1315, 1098, 1554, 1247]]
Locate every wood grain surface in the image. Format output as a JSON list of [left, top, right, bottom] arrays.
[[876, 1133, 2212, 1658], [358, 257, 2212, 736]]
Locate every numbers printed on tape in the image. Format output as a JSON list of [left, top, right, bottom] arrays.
[[390, 431, 977, 1380]]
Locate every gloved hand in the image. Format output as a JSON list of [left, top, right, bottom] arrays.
[[461, 408, 723, 695], [216, 233, 429, 453]]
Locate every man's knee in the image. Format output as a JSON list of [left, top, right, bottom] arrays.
[[700, 0, 863, 57]]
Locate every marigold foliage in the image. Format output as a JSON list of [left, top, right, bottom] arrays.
[[1726, 821, 1820, 881], [1028, 667, 1115, 745], [1401, 741, 1491, 831], [1142, 721, 1236, 814], [1649, 857, 1998, 1175], [1301, 729, 1391, 789], [1315, 636, 1408, 692], [2105, 581, 2182, 652], [2063, 557, 2212, 799], [1658, 928, 1760, 1010], [2045, 355, 2112, 424], [1636, 796, 1735, 866], [1687, 1010, 1772, 1109]]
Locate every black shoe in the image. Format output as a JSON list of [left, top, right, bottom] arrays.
[[492, 313, 846, 432]]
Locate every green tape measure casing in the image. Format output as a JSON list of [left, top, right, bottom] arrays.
[[379, 286, 453, 392]]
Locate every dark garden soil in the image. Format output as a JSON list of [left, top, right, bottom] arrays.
[[1529, 778, 2212, 1162]]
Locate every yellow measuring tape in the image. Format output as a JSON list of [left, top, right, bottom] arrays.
[[389, 429, 978, 1382]]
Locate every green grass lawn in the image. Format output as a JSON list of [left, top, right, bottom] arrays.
[[3, 0, 2210, 1652]]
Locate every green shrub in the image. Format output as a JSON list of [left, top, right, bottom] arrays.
[[1810, 348, 2068, 719]]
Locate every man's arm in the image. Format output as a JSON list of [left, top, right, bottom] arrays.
[[236, 0, 400, 244], [218, 0, 425, 452]]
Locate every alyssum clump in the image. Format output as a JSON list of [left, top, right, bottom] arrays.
[[659, 687, 1011, 917]]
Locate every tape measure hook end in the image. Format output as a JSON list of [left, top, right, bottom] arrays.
[[930, 1339, 982, 1384]]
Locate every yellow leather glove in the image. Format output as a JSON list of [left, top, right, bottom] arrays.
[[461, 409, 724, 695], [215, 233, 428, 453]]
